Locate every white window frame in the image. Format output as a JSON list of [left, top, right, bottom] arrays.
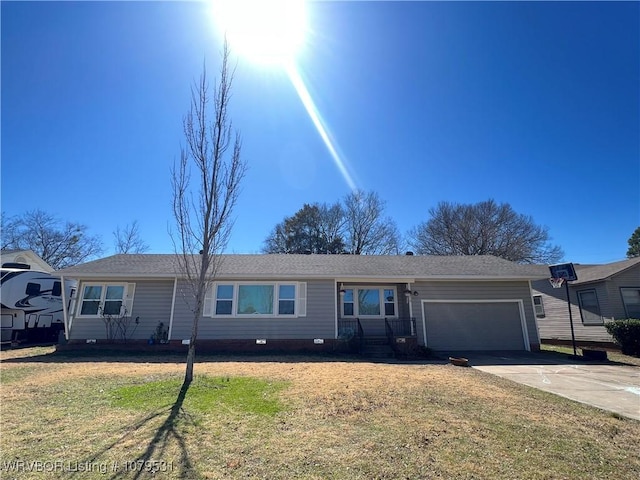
[[207, 282, 306, 318], [577, 289, 603, 325], [620, 287, 640, 318], [340, 286, 398, 318], [76, 282, 135, 318], [533, 295, 545, 317]]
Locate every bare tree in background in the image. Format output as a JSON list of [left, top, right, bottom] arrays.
[[171, 42, 246, 386], [343, 190, 402, 255], [1, 209, 103, 269], [113, 220, 149, 254], [407, 199, 563, 264]]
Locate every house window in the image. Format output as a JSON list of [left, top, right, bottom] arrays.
[[278, 284, 296, 315], [104, 286, 125, 315], [533, 295, 545, 317], [384, 289, 395, 316], [210, 282, 303, 317], [359, 289, 380, 316], [238, 285, 274, 315], [341, 287, 398, 317], [577, 289, 602, 325], [80, 285, 102, 315], [215, 284, 234, 315], [620, 288, 640, 318], [343, 289, 354, 316], [78, 283, 133, 317]]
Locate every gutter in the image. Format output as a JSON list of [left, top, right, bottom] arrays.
[[53, 273, 550, 282]]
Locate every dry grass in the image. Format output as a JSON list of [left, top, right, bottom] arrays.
[[1, 346, 639, 479]]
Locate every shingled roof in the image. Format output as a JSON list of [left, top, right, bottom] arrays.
[[570, 257, 640, 285], [56, 254, 547, 281]]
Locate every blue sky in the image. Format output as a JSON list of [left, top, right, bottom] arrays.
[[2, 1, 638, 264]]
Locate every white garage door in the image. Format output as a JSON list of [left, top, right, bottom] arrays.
[[422, 301, 527, 351]]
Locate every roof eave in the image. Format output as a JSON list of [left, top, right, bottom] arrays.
[[58, 273, 546, 281]]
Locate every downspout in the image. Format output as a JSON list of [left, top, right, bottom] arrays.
[[167, 277, 178, 341], [415, 280, 427, 346], [527, 280, 539, 349], [407, 282, 415, 336], [334, 281, 339, 339]]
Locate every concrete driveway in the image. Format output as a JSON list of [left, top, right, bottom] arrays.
[[457, 352, 640, 420]]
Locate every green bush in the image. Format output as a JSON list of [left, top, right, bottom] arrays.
[[605, 319, 640, 356]]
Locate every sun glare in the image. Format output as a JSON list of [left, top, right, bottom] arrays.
[[286, 65, 358, 191], [210, 0, 308, 66], [210, 0, 357, 191]]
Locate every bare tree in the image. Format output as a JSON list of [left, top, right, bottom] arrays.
[[0, 212, 18, 251], [1, 209, 103, 269], [318, 202, 346, 251], [407, 199, 563, 264], [171, 42, 246, 386], [343, 190, 402, 255], [113, 220, 150, 254]]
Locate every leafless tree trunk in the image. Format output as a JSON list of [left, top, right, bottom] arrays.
[[113, 220, 149, 254], [343, 190, 402, 255], [171, 41, 246, 386]]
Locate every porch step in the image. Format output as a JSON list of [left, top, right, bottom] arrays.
[[363, 336, 390, 346], [360, 344, 395, 359]]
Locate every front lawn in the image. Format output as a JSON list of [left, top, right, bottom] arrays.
[[1, 347, 638, 479]]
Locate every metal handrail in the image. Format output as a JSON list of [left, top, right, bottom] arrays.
[[356, 318, 364, 352], [384, 318, 394, 345], [386, 317, 416, 337]]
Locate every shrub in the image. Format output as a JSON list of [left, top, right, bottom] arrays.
[[605, 319, 640, 356]]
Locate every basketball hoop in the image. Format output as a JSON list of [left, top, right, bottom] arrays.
[[548, 262, 578, 356], [549, 277, 564, 289]]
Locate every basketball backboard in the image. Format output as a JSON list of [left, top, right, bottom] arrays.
[[549, 262, 578, 282]]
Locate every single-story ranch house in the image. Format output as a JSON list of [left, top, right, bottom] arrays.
[[57, 254, 549, 353], [532, 257, 640, 345]]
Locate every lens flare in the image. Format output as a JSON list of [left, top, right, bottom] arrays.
[[285, 63, 358, 191]]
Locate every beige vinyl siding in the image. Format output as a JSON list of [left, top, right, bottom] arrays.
[[409, 281, 539, 347], [69, 280, 174, 340], [532, 279, 614, 343], [605, 266, 640, 319], [171, 279, 335, 340]]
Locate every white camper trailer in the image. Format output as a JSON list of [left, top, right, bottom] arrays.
[[0, 265, 76, 344]]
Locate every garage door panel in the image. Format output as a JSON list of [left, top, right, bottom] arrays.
[[424, 302, 525, 351]]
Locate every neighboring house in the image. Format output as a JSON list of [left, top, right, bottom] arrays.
[[0, 249, 54, 273], [532, 258, 640, 345], [56, 254, 548, 353]]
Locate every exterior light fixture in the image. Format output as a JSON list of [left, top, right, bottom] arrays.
[[403, 289, 419, 298]]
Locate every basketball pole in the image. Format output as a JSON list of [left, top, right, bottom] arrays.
[[565, 280, 577, 357]]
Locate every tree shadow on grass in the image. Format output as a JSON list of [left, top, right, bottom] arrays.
[[116, 381, 195, 480], [67, 381, 196, 479]]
